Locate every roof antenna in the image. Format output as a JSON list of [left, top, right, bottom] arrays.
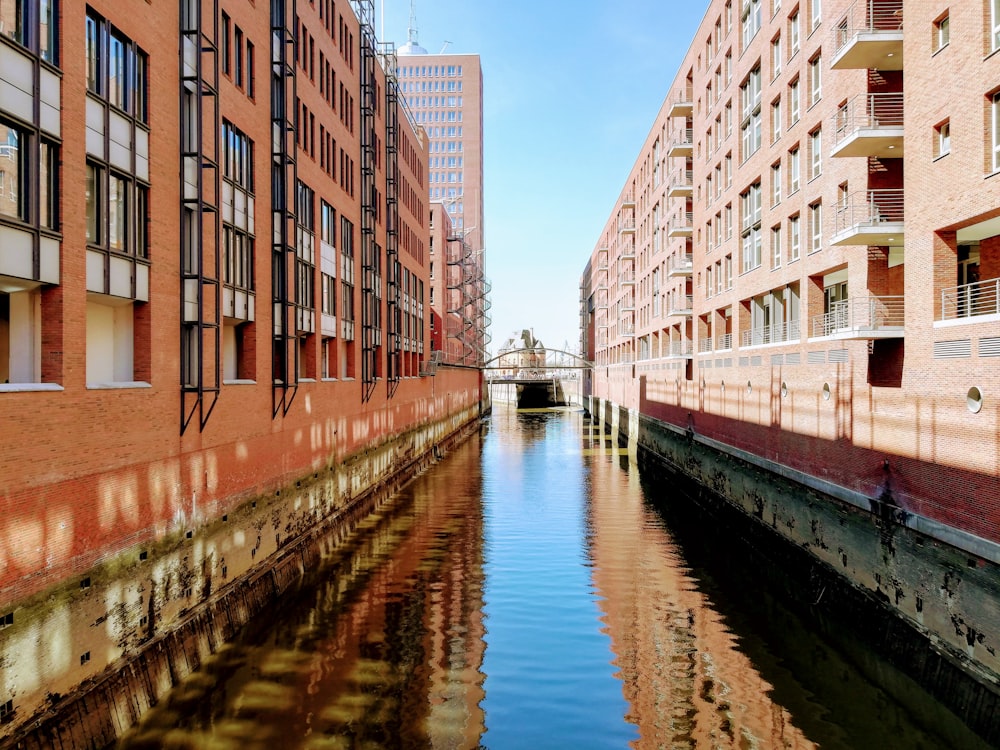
[[407, 0, 419, 46], [439, 40, 451, 53]]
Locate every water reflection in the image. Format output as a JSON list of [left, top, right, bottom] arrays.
[[113, 408, 984, 750], [116, 430, 488, 750]]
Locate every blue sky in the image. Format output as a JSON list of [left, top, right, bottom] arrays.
[[379, 1, 707, 354]]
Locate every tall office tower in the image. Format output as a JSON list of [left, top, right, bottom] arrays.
[[397, 9, 488, 364]]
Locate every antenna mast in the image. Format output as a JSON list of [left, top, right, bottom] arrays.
[[407, 0, 418, 46]]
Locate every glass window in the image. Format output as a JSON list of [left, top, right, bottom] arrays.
[[86, 14, 100, 93], [790, 12, 800, 55], [993, 94, 1000, 172], [0, 0, 24, 46], [789, 214, 800, 260], [934, 15, 949, 51], [40, 140, 57, 229], [810, 56, 822, 106], [993, 0, 1000, 51], [789, 78, 800, 124], [809, 202, 822, 252], [789, 147, 800, 192], [810, 128, 822, 179], [108, 173, 127, 251], [86, 162, 101, 243]]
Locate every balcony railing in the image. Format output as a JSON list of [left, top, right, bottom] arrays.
[[668, 212, 694, 237], [620, 268, 635, 285], [666, 340, 694, 358], [698, 337, 714, 353], [668, 253, 693, 277], [740, 319, 801, 348], [716, 333, 733, 351], [832, 189, 904, 246], [667, 129, 694, 157], [618, 217, 636, 234], [667, 169, 693, 197], [620, 320, 635, 336], [667, 87, 694, 118], [810, 295, 904, 338], [831, 92, 904, 158], [832, 0, 903, 70], [667, 295, 694, 315], [941, 278, 1000, 321]]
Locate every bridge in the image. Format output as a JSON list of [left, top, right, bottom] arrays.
[[484, 332, 592, 407]]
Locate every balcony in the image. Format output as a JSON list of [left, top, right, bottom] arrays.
[[715, 333, 733, 351], [621, 192, 636, 209], [620, 268, 636, 286], [668, 253, 693, 278], [668, 211, 693, 238], [620, 320, 635, 337], [618, 217, 636, 235], [810, 295, 904, 339], [831, 189, 904, 246], [831, 0, 903, 70], [698, 337, 713, 354], [831, 92, 904, 158], [940, 278, 1000, 322], [667, 169, 693, 198], [740, 320, 801, 348], [667, 128, 693, 158], [666, 340, 694, 359], [667, 87, 693, 118], [667, 295, 693, 316]]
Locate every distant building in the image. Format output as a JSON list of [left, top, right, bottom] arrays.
[[398, 10, 489, 364]]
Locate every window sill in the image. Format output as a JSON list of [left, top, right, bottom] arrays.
[[298, 378, 317, 383], [0, 383, 64, 393], [87, 381, 152, 390], [223, 379, 256, 385], [321, 377, 338, 382]]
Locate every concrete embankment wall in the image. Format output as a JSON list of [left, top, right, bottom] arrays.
[[2, 404, 481, 750], [591, 397, 1000, 746]]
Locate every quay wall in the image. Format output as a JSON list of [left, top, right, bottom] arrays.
[[0, 371, 482, 748], [592, 396, 1000, 745]]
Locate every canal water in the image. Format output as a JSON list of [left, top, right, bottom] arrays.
[[114, 406, 989, 749]]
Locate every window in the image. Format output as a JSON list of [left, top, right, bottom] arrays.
[[221, 12, 231, 75], [810, 0, 821, 31], [993, 93, 1000, 172], [809, 201, 822, 253], [740, 66, 762, 161], [2, 0, 56, 62], [809, 56, 822, 107], [934, 14, 949, 52], [936, 120, 950, 158], [771, 35, 782, 78], [222, 122, 254, 293], [771, 225, 782, 268], [810, 128, 822, 179], [789, 214, 800, 260], [321, 200, 336, 245], [86, 12, 148, 121], [0, 124, 26, 222], [771, 99, 781, 142], [790, 12, 800, 55], [789, 146, 800, 193], [789, 78, 800, 124], [85, 162, 147, 257], [993, 0, 1000, 52], [771, 161, 782, 205], [740, 182, 762, 272], [742, 0, 762, 49]]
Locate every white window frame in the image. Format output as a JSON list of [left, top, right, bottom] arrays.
[[810, 128, 822, 179], [789, 147, 800, 193], [993, 94, 1000, 173], [789, 214, 801, 260], [809, 201, 822, 253], [809, 56, 822, 107]]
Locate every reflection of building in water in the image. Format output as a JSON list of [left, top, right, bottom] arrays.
[[585, 452, 815, 749]]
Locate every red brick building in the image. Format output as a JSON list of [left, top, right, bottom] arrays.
[[0, 0, 484, 732], [581, 0, 1000, 720]]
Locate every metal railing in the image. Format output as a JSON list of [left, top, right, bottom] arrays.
[[740, 319, 801, 347], [669, 253, 693, 273], [620, 268, 635, 284], [666, 340, 694, 358], [716, 333, 733, 350], [833, 0, 903, 55], [669, 129, 693, 152], [834, 189, 904, 235], [833, 92, 903, 146], [941, 278, 1000, 321], [668, 295, 693, 315], [669, 169, 693, 188], [670, 87, 693, 107], [699, 337, 714, 353], [673, 211, 694, 228], [618, 217, 636, 233], [811, 295, 904, 336]]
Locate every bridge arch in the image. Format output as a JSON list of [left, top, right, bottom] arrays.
[[482, 348, 593, 370]]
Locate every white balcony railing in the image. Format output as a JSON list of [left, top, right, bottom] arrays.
[[941, 278, 1000, 321], [833, 92, 904, 148], [666, 340, 694, 358], [833, 0, 903, 56], [833, 189, 904, 242], [740, 319, 801, 348], [811, 295, 904, 337], [715, 333, 733, 350], [698, 337, 714, 353]]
